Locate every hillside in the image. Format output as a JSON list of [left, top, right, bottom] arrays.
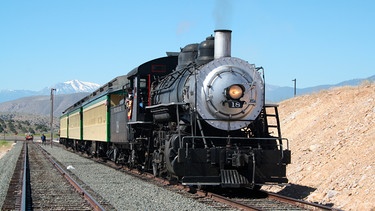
[[263, 82, 375, 210], [0, 112, 58, 136], [265, 75, 375, 103], [0, 93, 89, 136], [0, 93, 89, 116]]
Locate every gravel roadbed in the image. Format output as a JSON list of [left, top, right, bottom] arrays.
[[0, 141, 23, 208], [41, 145, 217, 211]]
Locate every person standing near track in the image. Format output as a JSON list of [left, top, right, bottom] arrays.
[[41, 134, 46, 145]]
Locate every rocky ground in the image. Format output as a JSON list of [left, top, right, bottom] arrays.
[[1, 83, 374, 210], [0, 143, 13, 160], [263, 82, 375, 211]]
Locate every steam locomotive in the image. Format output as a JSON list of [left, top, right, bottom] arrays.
[[59, 30, 290, 189]]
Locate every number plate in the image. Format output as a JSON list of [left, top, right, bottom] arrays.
[[228, 101, 245, 108]]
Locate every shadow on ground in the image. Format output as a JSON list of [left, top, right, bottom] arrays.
[[277, 183, 316, 199], [277, 183, 335, 208]]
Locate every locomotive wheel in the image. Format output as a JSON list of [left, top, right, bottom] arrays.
[[152, 151, 160, 176], [152, 149, 166, 177], [164, 134, 180, 175], [128, 149, 136, 169], [152, 161, 159, 176]]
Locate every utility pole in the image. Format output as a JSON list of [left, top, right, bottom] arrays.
[[50, 88, 56, 147], [292, 79, 297, 97]]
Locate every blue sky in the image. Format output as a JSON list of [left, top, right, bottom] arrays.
[[0, 0, 374, 91]]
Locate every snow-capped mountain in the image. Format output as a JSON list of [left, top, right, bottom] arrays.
[[0, 80, 101, 103], [43, 80, 101, 95]]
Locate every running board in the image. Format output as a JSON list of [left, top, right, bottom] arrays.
[[182, 176, 221, 186]]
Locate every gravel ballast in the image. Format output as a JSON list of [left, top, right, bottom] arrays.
[[0, 142, 218, 210], [41, 145, 217, 211], [0, 141, 23, 208]]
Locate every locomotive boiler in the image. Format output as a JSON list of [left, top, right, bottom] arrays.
[[60, 29, 290, 189]]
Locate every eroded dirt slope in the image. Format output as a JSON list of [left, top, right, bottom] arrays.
[[265, 83, 375, 210]]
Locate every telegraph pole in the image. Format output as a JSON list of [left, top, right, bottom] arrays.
[[292, 79, 297, 97], [50, 88, 56, 147]]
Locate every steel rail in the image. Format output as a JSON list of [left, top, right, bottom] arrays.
[[265, 191, 343, 211], [204, 191, 262, 211], [193, 187, 342, 211], [20, 141, 28, 211], [36, 144, 105, 211]]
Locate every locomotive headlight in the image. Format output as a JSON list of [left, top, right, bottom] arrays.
[[226, 84, 244, 100]]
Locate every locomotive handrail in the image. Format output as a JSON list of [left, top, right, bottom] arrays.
[[181, 135, 289, 149], [150, 64, 192, 94], [145, 102, 187, 109], [127, 121, 153, 125], [181, 136, 289, 163]]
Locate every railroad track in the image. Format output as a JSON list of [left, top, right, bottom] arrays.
[[49, 143, 342, 211], [195, 189, 342, 210], [91, 155, 339, 210], [1, 141, 106, 210], [100, 160, 341, 210]]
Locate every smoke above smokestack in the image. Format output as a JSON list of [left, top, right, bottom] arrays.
[[214, 0, 233, 29]]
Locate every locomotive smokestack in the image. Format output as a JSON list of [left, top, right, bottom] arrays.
[[214, 29, 232, 59]]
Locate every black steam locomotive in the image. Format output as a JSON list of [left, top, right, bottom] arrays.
[[60, 30, 290, 189]]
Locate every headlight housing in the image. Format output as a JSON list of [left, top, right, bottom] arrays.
[[226, 84, 244, 100]]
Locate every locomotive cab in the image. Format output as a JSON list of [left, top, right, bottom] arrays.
[[127, 56, 178, 122]]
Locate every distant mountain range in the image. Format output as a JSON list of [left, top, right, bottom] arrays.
[[0, 80, 100, 103], [0, 75, 374, 117], [266, 75, 375, 103], [0, 93, 90, 117]]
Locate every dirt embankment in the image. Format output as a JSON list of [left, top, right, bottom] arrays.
[[0, 142, 13, 160], [264, 83, 375, 210]]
